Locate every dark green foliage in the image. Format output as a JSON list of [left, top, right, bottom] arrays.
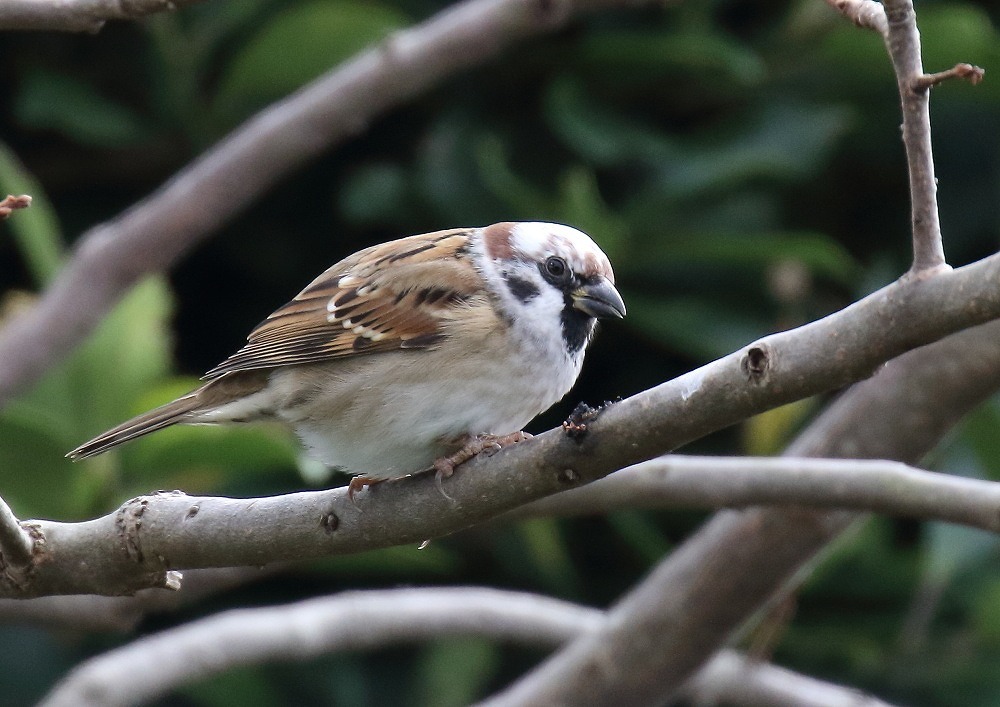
[[1, 0, 1000, 703]]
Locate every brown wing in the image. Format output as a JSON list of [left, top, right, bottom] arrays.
[[203, 229, 481, 379]]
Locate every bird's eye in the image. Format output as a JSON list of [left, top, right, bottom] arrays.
[[544, 256, 569, 280]]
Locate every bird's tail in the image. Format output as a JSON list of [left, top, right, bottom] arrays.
[[67, 394, 203, 460]]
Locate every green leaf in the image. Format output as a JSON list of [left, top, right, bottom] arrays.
[[555, 166, 629, 258], [339, 162, 411, 226], [920, 4, 998, 78], [474, 133, 555, 217], [0, 278, 175, 517], [650, 101, 853, 199], [957, 398, 1000, 480], [183, 666, 285, 707], [474, 135, 629, 254], [624, 293, 770, 360], [68, 278, 175, 435], [544, 75, 679, 166], [416, 115, 503, 222], [575, 30, 766, 87], [0, 414, 83, 519], [606, 510, 672, 564], [414, 638, 499, 707], [14, 70, 156, 149], [310, 543, 458, 577], [515, 518, 581, 596], [647, 231, 861, 285], [215, 0, 408, 117], [0, 141, 65, 286]]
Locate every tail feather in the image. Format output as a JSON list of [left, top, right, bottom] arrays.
[[67, 395, 203, 460], [68, 369, 272, 460]]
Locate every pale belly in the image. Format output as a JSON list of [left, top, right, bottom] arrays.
[[266, 344, 581, 479]]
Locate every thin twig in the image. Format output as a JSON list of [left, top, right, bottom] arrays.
[[882, 0, 947, 273], [518, 456, 1000, 535], [0, 194, 31, 220], [0, 493, 33, 568], [912, 63, 985, 90], [39, 587, 894, 707]]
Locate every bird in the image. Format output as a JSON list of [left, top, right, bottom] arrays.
[[68, 222, 625, 497]]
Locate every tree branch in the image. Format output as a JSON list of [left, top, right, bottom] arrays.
[[39, 587, 893, 707], [484, 316, 1000, 706], [882, 0, 946, 273], [0, 0, 206, 33], [679, 650, 896, 707], [40, 588, 599, 707], [0, 566, 270, 632], [912, 63, 986, 90], [7, 251, 1000, 598], [519, 455, 1000, 534], [822, 0, 888, 36], [0, 0, 613, 411], [0, 492, 33, 570], [825, 0, 980, 274], [9, 454, 1000, 630]]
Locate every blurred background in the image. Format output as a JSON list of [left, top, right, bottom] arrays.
[[1, 0, 1000, 704]]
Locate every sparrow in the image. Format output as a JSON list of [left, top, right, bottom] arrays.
[[68, 222, 626, 496]]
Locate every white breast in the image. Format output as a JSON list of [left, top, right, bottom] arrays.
[[264, 318, 582, 480]]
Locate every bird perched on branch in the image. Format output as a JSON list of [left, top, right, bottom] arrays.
[[68, 222, 625, 497]]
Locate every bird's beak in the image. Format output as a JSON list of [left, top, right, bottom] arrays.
[[572, 277, 626, 319]]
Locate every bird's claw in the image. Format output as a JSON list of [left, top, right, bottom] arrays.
[[430, 431, 533, 500]]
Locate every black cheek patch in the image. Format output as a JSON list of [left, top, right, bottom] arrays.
[[503, 273, 541, 303]]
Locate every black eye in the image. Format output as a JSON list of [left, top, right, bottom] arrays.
[[544, 256, 569, 280]]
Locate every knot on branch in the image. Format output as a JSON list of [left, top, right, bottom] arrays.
[[742, 345, 771, 383], [116, 497, 150, 562], [562, 400, 617, 441]]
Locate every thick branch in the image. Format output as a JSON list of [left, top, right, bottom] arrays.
[[0, 0, 205, 33], [521, 456, 1000, 534], [0, 567, 269, 632], [486, 316, 1000, 705], [8, 253, 1000, 598], [0, 0, 607, 410], [9, 454, 1000, 630], [39, 587, 892, 707]]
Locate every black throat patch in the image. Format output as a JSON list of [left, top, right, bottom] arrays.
[[560, 304, 595, 355]]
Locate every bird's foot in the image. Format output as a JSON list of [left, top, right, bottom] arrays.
[[432, 431, 533, 498]]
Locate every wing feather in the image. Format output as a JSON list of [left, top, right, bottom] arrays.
[[204, 229, 480, 379]]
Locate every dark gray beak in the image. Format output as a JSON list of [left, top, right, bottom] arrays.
[[571, 277, 626, 319]]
